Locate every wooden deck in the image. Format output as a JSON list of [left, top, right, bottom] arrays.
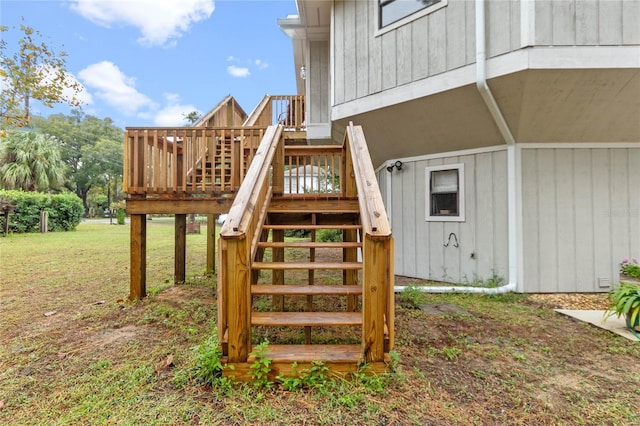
[[124, 101, 394, 380]]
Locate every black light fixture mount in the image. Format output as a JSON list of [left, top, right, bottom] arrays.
[[387, 160, 403, 172]]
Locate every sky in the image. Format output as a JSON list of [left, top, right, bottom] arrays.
[[1, 0, 299, 129]]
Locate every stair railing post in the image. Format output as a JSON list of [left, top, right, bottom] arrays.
[[221, 234, 251, 363], [362, 234, 391, 363]]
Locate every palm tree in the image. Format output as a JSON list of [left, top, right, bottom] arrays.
[[0, 131, 65, 191]]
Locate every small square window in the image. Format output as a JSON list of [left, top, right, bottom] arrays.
[[426, 164, 465, 222]]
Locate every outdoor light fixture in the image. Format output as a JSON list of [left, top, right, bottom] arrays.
[[386, 161, 403, 172], [300, 65, 306, 80]]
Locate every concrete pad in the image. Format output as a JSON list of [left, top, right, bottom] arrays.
[[555, 310, 639, 342]]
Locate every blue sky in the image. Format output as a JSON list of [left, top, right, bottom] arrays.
[[1, 0, 298, 128]]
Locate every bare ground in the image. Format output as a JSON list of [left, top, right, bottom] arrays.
[[1, 236, 639, 425]]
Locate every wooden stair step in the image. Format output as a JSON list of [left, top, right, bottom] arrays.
[[257, 241, 362, 249], [263, 224, 361, 230], [252, 261, 362, 270], [252, 284, 362, 296], [267, 199, 360, 214], [252, 312, 362, 327], [248, 344, 363, 363]]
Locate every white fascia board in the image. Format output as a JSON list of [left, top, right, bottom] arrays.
[[332, 64, 476, 120], [527, 46, 640, 69], [332, 46, 640, 121]]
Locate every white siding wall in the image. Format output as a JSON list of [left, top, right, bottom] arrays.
[[332, 0, 640, 107], [535, 0, 640, 46], [308, 40, 330, 124], [332, 0, 520, 105], [388, 149, 509, 284], [521, 147, 640, 292]]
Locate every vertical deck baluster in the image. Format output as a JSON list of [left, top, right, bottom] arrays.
[[220, 129, 226, 193], [201, 128, 207, 193], [123, 131, 130, 193]]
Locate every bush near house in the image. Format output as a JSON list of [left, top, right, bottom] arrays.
[[0, 190, 84, 233]]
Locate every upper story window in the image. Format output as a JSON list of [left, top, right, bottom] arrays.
[[380, 0, 442, 28]]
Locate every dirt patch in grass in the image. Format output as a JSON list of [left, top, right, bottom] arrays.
[[1, 223, 639, 425]]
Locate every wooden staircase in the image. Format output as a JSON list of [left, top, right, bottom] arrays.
[[218, 123, 394, 381]]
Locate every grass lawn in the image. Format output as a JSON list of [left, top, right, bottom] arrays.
[[1, 220, 639, 425]]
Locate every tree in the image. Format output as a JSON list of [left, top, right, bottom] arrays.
[[183, 111, 201, 125], [0, 130, 64, 191], [0, 23, 83, 129], [31, 112, 123, 214]]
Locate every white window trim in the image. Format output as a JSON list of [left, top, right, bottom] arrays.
[[425, 163, 465, 222], [375, 0, 448, 37]]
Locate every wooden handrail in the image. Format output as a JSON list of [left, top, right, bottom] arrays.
[[219, 124, 284, 363], [343, 122, 394, 363], [345, 122, 391, 237], [220, 125, 284, 236]]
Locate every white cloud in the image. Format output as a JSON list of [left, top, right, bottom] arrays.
[[153, 93, 200, 126], [227, 65, 250, 78], [255, 59, 269, 70], [69, 0, 215, 47], [226, 56, 236, 62], [78, 61, 154, 115]]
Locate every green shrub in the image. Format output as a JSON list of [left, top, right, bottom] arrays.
[[0, 190, 83, 233], [317, 229, 343, 242], [47, 192, 84, 231], [116, 209, 126, 225], [398, 284, 428, 309], [191, 333, 224, 386], [284, 229, 310, 238]]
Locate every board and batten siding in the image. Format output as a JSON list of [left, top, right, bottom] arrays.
[[332, 0, 522, 106], [332, 1, 640, 107], [308, 40, 330, 124], [534, 0, 640, 46], [521, 147, 640, 293], [387, 149, 508, 284]]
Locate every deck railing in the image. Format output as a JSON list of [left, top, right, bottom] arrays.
[[244, 95, 305, 131], [280, 145, 343, 196], [343, 122, 394, 362], [219, 125, 284, 362], [123, 126, 267, 196], [219, 122, 393, 365]]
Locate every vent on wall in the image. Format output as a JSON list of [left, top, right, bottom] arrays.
[[598, 277, 611, 289]]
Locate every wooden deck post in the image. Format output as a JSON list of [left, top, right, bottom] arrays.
[[129, 214, 147, 300], [362, 235, 392, 363], [222, 236, 251, 363], [175, 214, 186, 283], [206, 214, 216, 273]]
